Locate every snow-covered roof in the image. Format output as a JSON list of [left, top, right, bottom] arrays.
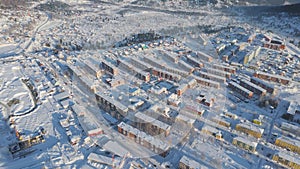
[[103, 141, 129, 157], [275, 151, 300, 165], [96, 91, 128, 113], [135, 112, 171, 131], [87, 153, 113, 166], [240, 79, 267, 93], [229, 81, 253, 95], [176, 114, 195, 124], [286, 101, 299, 116], [117, 122, 169, 151], [276, 136, 300, 148], [179, 155, 201, 169], [237, 123, 264, 134], [202, 125, 219, 134], [233, 137, 258, 148], [53, 91, 69, 101]]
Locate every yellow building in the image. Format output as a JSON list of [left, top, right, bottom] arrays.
[[273, 152, 300, 169], [232, 137, 258, 152], [201, 125, 223, 140], [236, 123, 264, 138], [275, 136, 300, 154], [212, 117, 231, 128]]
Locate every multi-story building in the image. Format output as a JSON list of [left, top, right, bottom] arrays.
[[195, 51, 213, 62], [199, 71, 226, 84], [212, 63, 236, 74], [250, 77, 277, 95], [179, 155, 202, 169], [152, 67, 181, 82], [239, 79, 267, 96], [185, 55, 204, 68], [201, 125, 222, 140], [272, 152, 300, 169], [205, 67, 231, 78], [101, 60, 118, 76], [117, 122, 170, 157], [253, 71, 291, 85], [134, 112, 171, 137], [275, 136, 300, 154], [228, 81, 253, 99], [193, 75, 220, 89], [212, 117, 231, 128], [236, 123, 264, 138], [232, 137, 258, 152], [95, 91, 128, 120]]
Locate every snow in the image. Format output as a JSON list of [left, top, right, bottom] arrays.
[[0, 0, 299, 168]]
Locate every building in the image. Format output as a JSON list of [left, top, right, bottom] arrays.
[[283, 101, 300, 121], [130, 56, 152, 71], [253, 71, 291, 85], [176, 114, 196, 127], [199, 71, 226, 84], [95, 91, 128, 120], [201, 125, 222, 140], [272, 152, 300, 169], [117, 122, 169, 157], [87, 128, 104, 137], [152, 67, 181, 82], [263, 39, 286, 51], [177, 78, 197, 96], [196, 95, 215, 107], [181, 103, 205, 116], [212, 117, 231, 128], [178, 60, 195, 73], [134, 112, 171, 137], [275, 136, 300, 154], [193, 75, 220, 89], [243, 46, 261, 65], [236, 123, 264, 138], [161, 50, 179, 63], [250, 77, 277, 95], [87, 153, 114, 166], [167, 93, 181, 107], [179, 155, 202, 169], [117, 59, 150, 82], [232, 137, 257, 152], [281, 122, 300, 137], [239, 79, 267, 96], [224, 112, 238, 120], [101, 60, 118, 76], [205, 67, 231, 78], [212, 63, 236, 74], [228, 81, 253, 99], [185, 55, 204, 68], [195, 51, 213, 62]]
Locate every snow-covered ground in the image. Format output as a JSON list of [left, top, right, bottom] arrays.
[[0, 0, 299, 168]]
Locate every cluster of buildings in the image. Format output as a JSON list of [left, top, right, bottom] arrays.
[[117, 122, 170, 157]]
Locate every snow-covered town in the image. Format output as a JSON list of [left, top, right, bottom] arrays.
[[0, 0, 300, 169]]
